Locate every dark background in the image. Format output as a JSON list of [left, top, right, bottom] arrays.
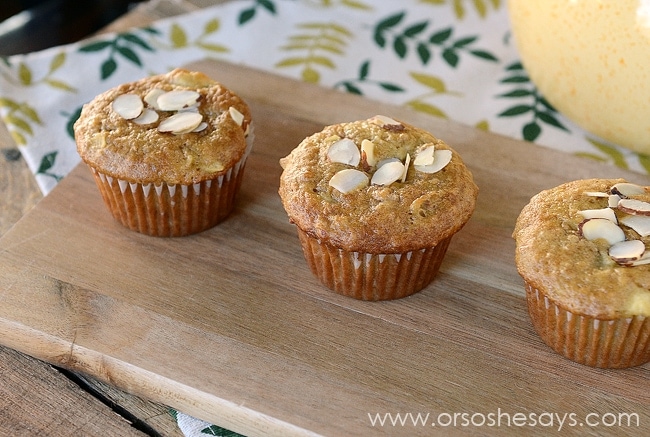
[[0, 0, 146, 56]]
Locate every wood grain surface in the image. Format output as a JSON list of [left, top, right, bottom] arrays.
[[0, 1, 210, 436], [1, 58, 648, 437], [0, 346, 146, 436]]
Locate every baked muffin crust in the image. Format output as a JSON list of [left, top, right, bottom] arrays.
[[74, 68, 251, 185], [279, 117, 478, 253], [513, 178, 650, 318]]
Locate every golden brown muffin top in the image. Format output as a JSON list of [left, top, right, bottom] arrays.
[[74, 68, 251, 185], [513, 178, 650, 318], [278, 116, 478, 253]]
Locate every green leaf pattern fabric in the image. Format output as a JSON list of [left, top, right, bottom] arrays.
[[1, 0, 646, 195]]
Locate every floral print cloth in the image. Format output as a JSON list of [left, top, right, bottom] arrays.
[[0, 0, 646, 435], [2, 0, 649, 196]]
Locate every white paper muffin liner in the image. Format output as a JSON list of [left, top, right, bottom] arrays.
[[88, 131, 253, 237], [525, 283, 650, 368], [297, 227, 452, 300]]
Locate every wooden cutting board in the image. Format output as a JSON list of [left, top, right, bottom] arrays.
[[0, 59, 647, 437]]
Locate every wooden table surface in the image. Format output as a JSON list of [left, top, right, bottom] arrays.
[[0, 1, 216, 436], [1, 2, 648, 437]]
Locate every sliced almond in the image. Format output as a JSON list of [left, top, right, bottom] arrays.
[[413, 145, 435, 166], [577, 207, 618, 224], [229, 106, 245, 126], [371, 160, 405, 186], [327, 138, 360, 166], [584, 191, 609, 198], [369, 115, 405, 132], [414, 149, 452, 174], [329, 169, 369, 193], [630, 252, 650, 266], [178, 105, 199, 113], [608, 194, 621, 208], [617, 198, 650, 216], [360, 139, 376, 167], [143, 88, 165, 110], [579, 218, 626, 245], [401, 153, 410, 183], [156, 90, 200, 111], [369, 115, 402, 128], [132, 108, 159, 125], [611, 182, 646, 198], [620, 214, 650, 237], [112, 94, 143, 120], [158, 112, 203, 134], [376, 157, 400, 168], [609, 239, 646, 265], [192, 121, 208, 133]]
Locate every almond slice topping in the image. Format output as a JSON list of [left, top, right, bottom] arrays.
[[369, 115, 402, 128], [413, 145, 435, 166], [329, 169, 369, 193], [630, 252, 650, 266], [401, 153, 410, 183], [327, 138, 360, 166], [579, 218, 626, 245], [112, 94, 143, 120], [584, 191, 609, 198], [132, 108, 159, 125], [376, 157, 400, 168], [371, 160, 405, 186], [361, 139, 376, 167], [608, 194, 621, 208], [158, 112, 203, 134], [414, 149, 452, 174], [229, 107, 245, 126], [156, 90, 200, 111], [609, 239, 646, 266], [143, 88, 165, 110], [620, 214, 650, 237], [578, 183, 650, 267], [178, 105, 199, 113], [611, 182, 646, 198], [617, 198, 650, 216], [192, 122, 208, 133], [577, 207, 618, 224]]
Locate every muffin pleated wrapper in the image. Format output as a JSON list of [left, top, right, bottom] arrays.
[[88, 131, 253, 237], [296, 227, 452, 301], [525, 283, 650, 368]]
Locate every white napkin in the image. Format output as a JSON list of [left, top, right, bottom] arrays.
[[1, 0, 646, 197]]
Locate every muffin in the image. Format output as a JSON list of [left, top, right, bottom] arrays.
[[74, 68, 253, 237], [513, 178, 650, 368], [278, 115, 478, 301]]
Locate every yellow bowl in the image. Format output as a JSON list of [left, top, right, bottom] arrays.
[[508, 0, 650, 154]]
